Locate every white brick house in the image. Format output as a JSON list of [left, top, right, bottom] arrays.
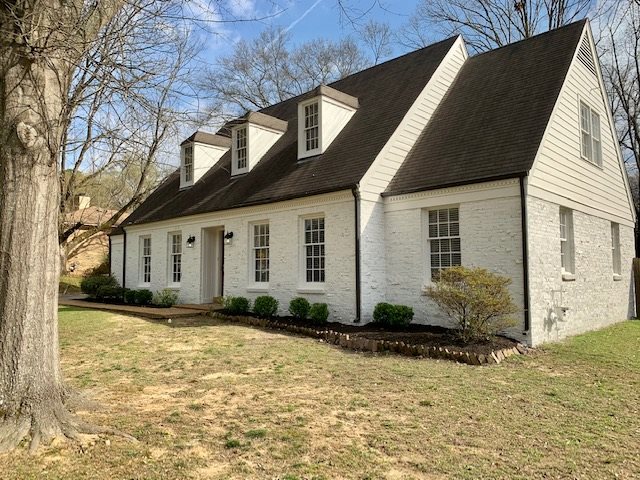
[[110, 20, 635, 346]]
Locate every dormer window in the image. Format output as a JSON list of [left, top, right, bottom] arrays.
[[230, 111, 287, 176], [179, 131, 231, 189], [297, 85, 358, 160], [183, 145, 193, 183], [304, 102, 319, 152], [236, 127, 247, 170]]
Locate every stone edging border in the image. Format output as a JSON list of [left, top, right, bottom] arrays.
[[211, 313, 528, 365]]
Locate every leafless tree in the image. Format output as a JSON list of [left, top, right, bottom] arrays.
[[201, 26, 370, 116], [0, 0, 279, 453], [597, 1, 640, 252], [359, 20, 393, 65], [58, 1, 202, 269], [399, 0, 593, 52]]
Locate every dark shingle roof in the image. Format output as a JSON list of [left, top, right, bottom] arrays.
[[122, 36, 458, 227], [385, 20, 586, 196]]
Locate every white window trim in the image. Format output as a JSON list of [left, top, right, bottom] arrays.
[[425, 206, 461, 284], [611, 222, 622, 279], [298, 213, 326, 292], [579, 98, 603, 167], [167, 231, 182, 288], [248, 221, 270, 290], [298, 98, 322, 159], [183, 145, 193, 184], [559, 207, 575, 280], [232, 125, 249, 175], [139, 235, 152, 287]]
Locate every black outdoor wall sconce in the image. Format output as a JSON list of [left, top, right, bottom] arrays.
[[186, 235, 196, 248]]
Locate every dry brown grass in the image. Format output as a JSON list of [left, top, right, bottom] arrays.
[[3, 307, 640, 479]]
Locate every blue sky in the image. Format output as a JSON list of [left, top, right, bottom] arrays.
[[200, 0, 423, 65]]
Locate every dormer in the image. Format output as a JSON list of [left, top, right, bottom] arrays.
[[230, 111, 288, 176], [180, 131, 231, 189], [297, 85, 359, 160]]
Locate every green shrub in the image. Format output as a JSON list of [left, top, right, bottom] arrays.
[[124, 289, 137, 304], [253, 296, 279, 318], [426, 266, 518, 343], [80, 275, 118, 297], [288, 297, 310, 320], [135, 289, 153, 306], [153, 289, 179, 308], [95, 285, 125, 302], [309, 303, 329, 325], [373, 302, 414, 327], [224, 296, 251, 315]]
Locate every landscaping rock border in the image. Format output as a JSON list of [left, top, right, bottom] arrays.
[[211, 312, 527, 365]]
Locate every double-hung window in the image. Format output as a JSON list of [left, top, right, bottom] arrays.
[[140, 236, 152, 284], [304, 102, 319, 152], [428, 207, 461, 280], [169, 233, 182, 285], [236, 127, 247, 170], [304, 217, 325, 283], [559, 207, 575, 275], [611, 222, 621, 276], [253, 223, 269, 283], [580, 101, 602, 166], [183, 145, 193, 183]]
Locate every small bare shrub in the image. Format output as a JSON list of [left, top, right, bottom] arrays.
[[426, 266, 518, 343]]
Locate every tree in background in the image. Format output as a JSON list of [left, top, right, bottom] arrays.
[[201, 26, 370, 116], [399, 0, 593, 51], [57, 1, 203, 269]]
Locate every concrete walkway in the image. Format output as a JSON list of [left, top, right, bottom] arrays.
[[59, 295, 221, 320]]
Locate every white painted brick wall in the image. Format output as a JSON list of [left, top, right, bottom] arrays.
[[109, 235, 124, 285], [359, 198, 387, 321], [121, 192, 357, 321], [384, 194, 527, 340], [527, 196, 634, 345]]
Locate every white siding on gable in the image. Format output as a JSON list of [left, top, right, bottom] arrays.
[[357, 36, 468, 318], [528, 26, 635, 226], [359, 36, 468, 196]]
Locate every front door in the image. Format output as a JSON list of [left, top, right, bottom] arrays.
[[201, 227, 224, 303]]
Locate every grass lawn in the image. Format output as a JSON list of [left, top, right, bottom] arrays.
[[3, 308, 640, 479], [59, 275, 82, 295]]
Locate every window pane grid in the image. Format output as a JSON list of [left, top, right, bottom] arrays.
[[559, 208, 574, 274], [580, 101, 602, 166], [170, 233, 182, 284], [428, 208, 461, 280], [184, 146, 193, 183], [141, 237, 151, 284], [304, 102, 319, 151], [236, 127, 247, 169], [612, 223, 621, 275], [253, 223, 269, 283], [304, 217, 325, 283]]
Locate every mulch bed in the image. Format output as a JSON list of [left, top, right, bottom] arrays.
[[213, 311, 527, 365]]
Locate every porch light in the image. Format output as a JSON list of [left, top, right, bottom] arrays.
[[224, 231, 234, 245], [186, 235, 196, 248]]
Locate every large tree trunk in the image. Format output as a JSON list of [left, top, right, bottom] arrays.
[[0, 46, 78, 450]]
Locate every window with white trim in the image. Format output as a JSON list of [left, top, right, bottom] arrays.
[[611, 222, 621, 275], [559, 207, 575, 274], [428, 207, 461, 280], [169, 233, 182, 284], [252, 223, 269, 283], [236, 126, 247, 170], [183, 145, 193, 183], [304, 217, 325, 283], [304, 102, 319, 152], [580, 101, 602, 166], [140, 236, 151, 284]]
